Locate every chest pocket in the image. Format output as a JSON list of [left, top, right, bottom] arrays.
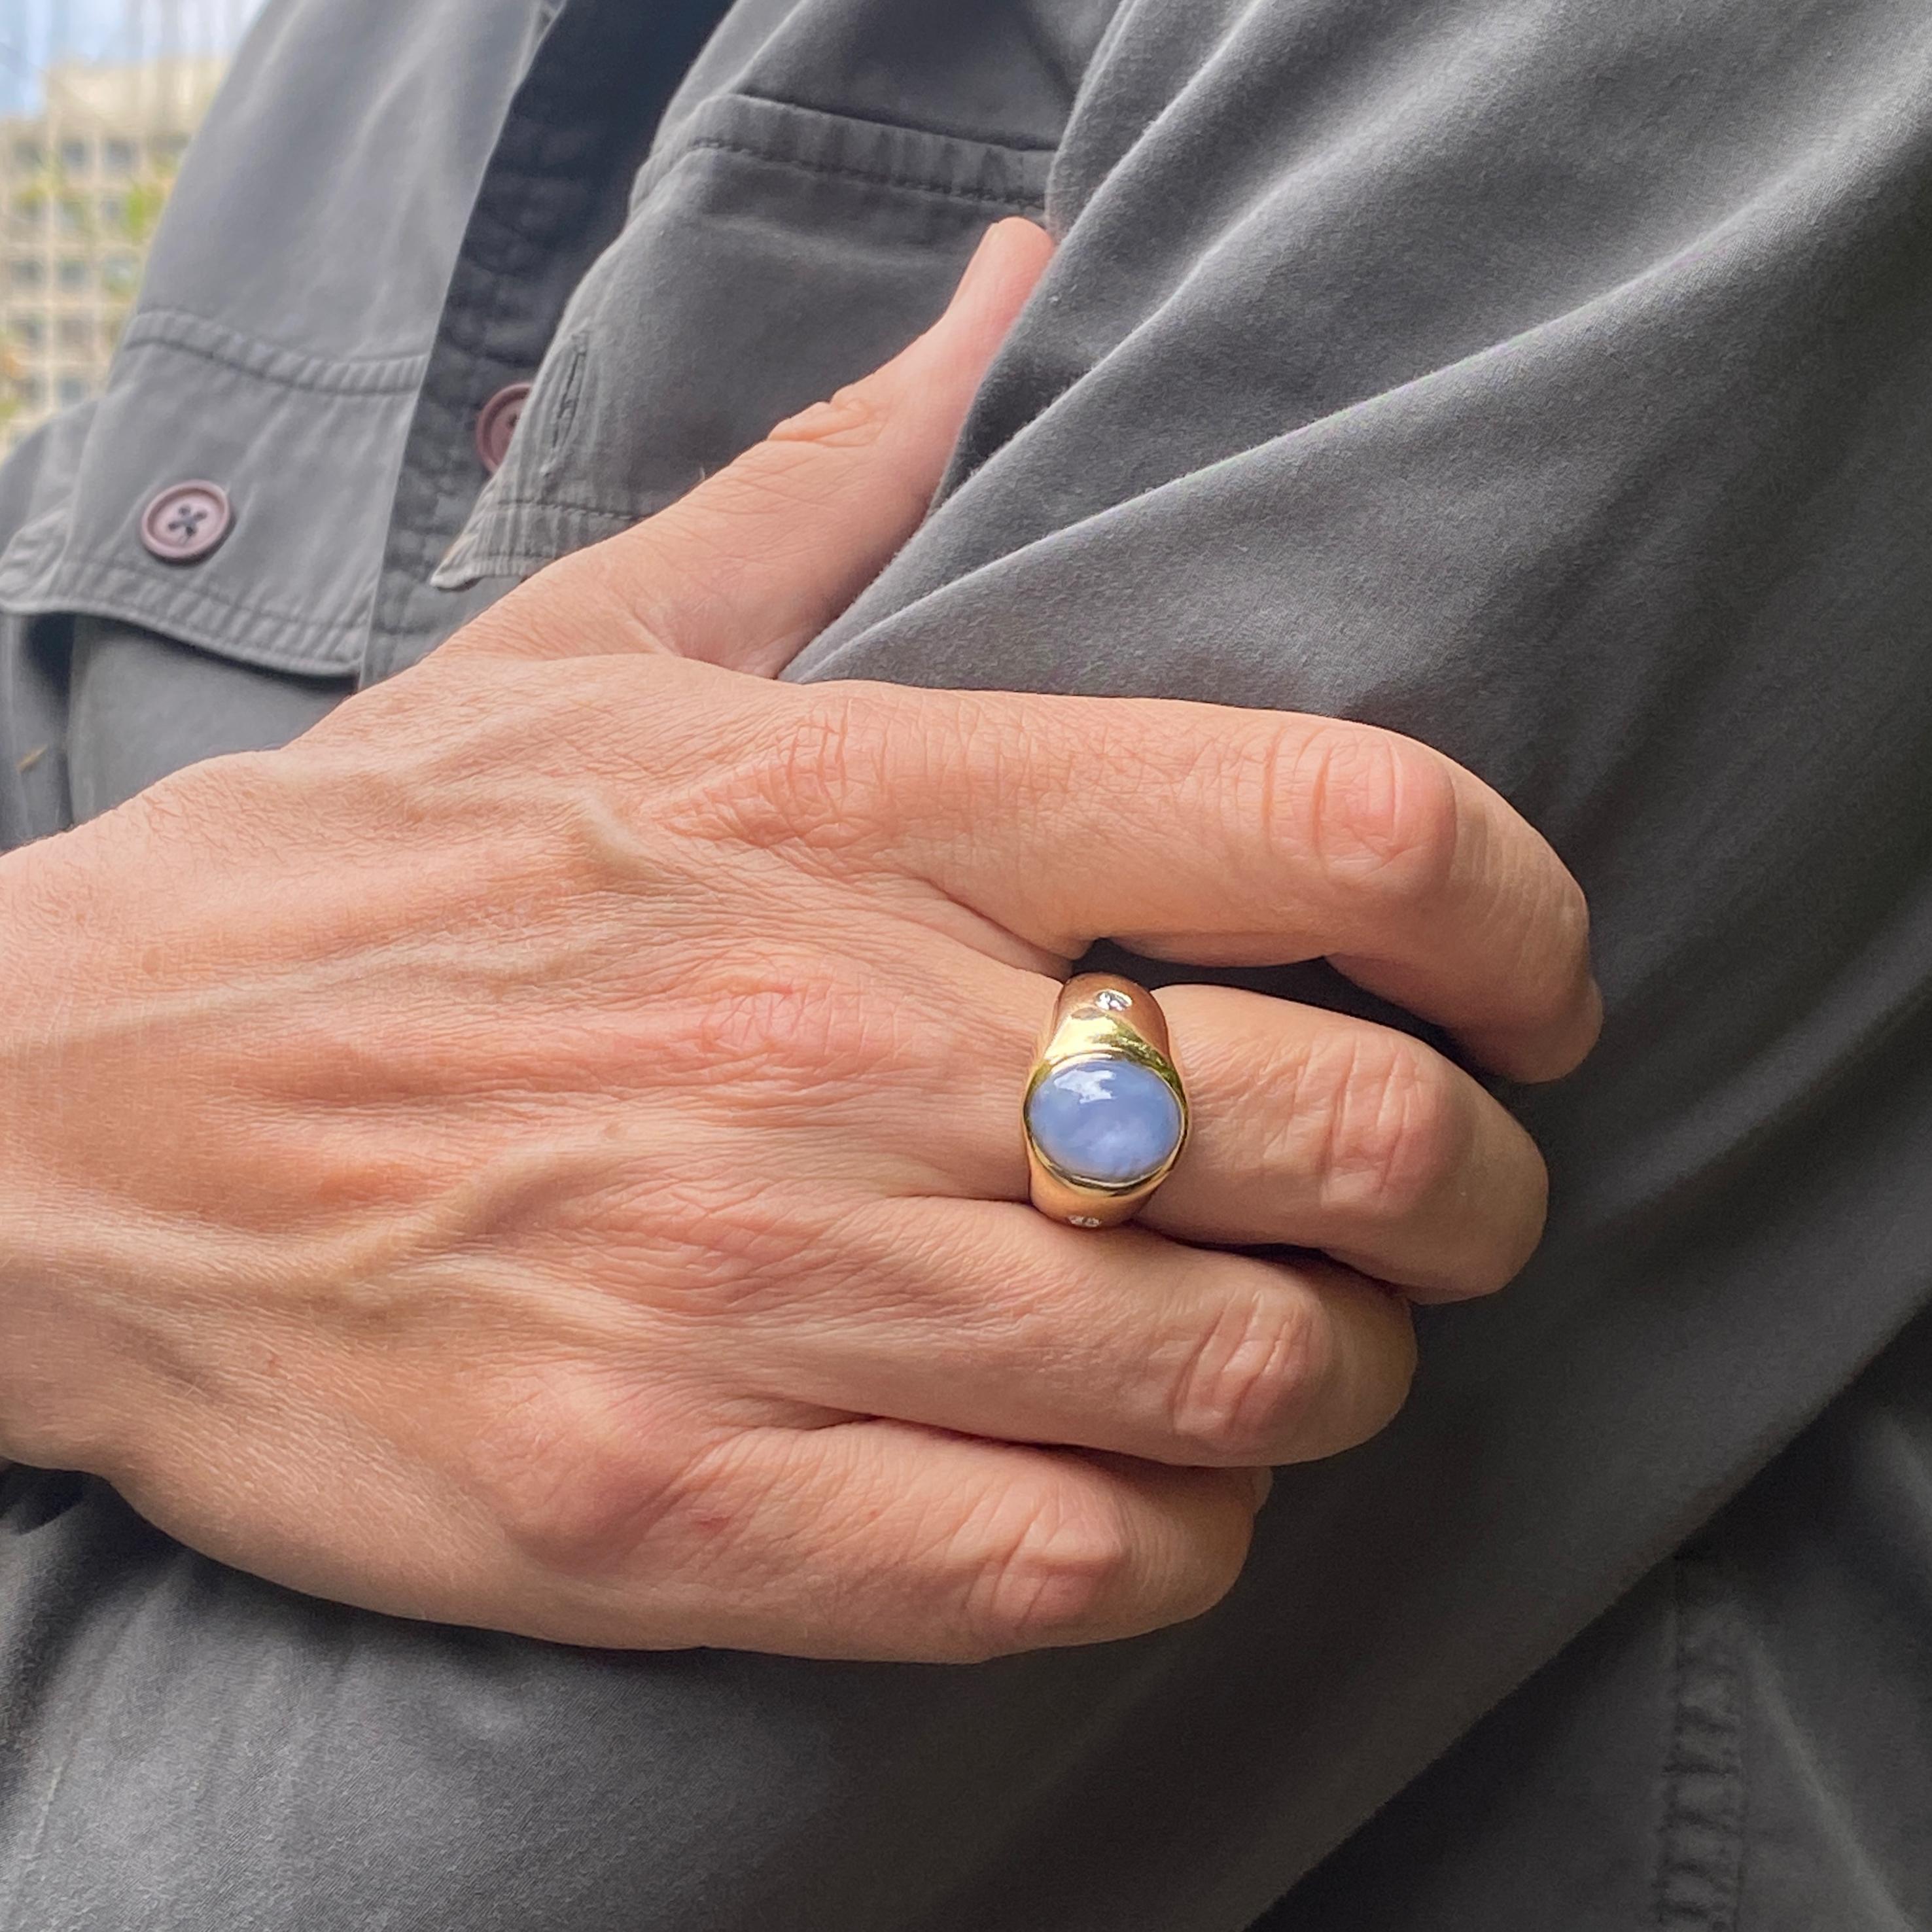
[[434, 92, 1051, 589]]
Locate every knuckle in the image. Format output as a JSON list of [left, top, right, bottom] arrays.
[[958, 1477, 1137, 1657], [1315, 1029, 1466, 1225], [465, 1367, 686, 1579], [546, 544, 683, 656], [1278, 722, 1463, 904], [766, 379, 890, 453], [680, 695, 892, 854], [1240, 1263, 1416, 1460], [742, 704, 862, 840], [662, 962, 898, 1104], [1167, 1289, 1329, 1464]]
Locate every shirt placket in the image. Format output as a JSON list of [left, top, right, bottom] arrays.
[[359, 0, 731, 684]]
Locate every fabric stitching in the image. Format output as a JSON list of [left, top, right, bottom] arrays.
[[454, 493, 639, 521], [451, 89, 1048, 587], [730, 87, 1061, 158], [681, 135, 1046, 209], [537, 332, 589, 483], [10, 550, 363, 644], [630, 90, 1056, 215], [6, 590, 351, 677], [118, 310, 429, 395], [1653, 1551, 1747, 1930]]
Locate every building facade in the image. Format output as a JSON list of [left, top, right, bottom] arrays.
[[0, 58, 227, 452]]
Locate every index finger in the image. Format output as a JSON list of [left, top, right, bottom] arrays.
[[858, 687, 1599, 1083]]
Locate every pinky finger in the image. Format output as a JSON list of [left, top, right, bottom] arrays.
[[627, 1420, 1265, 1664]]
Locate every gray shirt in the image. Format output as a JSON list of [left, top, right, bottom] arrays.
[[4, 2, 1931, 1927]]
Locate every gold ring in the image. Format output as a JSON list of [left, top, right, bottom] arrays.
[[1023, 974, 1189, 1229]]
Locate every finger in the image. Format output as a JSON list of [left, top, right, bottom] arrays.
[[457, 217, 1055, 671], [635, 1419, 1264, 1661], [853, 687, 1599, 1081], [1146, 984, 1548, 1299], [831, 961, 1546, 1300], [628, 944, 1543, 1299], [731, 1196, 1417, 1471]]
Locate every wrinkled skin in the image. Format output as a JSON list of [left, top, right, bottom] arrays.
[[0, 224, 1597, 1661]]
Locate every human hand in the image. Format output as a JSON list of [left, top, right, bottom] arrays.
[[0, 223, 1597, 1660]]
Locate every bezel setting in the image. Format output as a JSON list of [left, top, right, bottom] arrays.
[[1022, 976, 1190, 1229]]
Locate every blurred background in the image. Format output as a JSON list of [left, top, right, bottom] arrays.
[[0, 0, 265, 449]]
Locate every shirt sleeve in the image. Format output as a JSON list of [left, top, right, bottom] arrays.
[[787, 0, 1932, 1899]]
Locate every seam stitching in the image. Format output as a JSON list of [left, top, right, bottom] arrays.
[[1653, 1552, 1748, 1930], [682, 135, 1047, 209], [7, 550, 362, 642], [118, 311, 430, 395]]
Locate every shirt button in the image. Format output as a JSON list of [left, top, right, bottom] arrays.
[[140, 481, 234, 565], [475, 383, 532, 475]]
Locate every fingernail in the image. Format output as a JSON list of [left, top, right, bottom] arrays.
[[1247, 1466, 1274, 1511]]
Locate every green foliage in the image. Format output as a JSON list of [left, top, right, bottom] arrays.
[[118, 169, 171, 247]]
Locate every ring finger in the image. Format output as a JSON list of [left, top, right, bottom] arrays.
[[884, 967, 1548, 1303], [1144, 982, 1547, 1302]]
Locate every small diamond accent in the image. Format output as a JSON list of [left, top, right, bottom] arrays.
[[1068, 1215, 1104, 1229], [1092, 990, 1132, 1012]]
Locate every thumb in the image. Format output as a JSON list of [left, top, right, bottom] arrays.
[[463, 217, 1054, 673]]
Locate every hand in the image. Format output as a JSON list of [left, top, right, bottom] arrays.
[[0, 223, 1597, 1661]]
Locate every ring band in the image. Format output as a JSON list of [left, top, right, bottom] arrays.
[[1023, 974, 1189, 1229]]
